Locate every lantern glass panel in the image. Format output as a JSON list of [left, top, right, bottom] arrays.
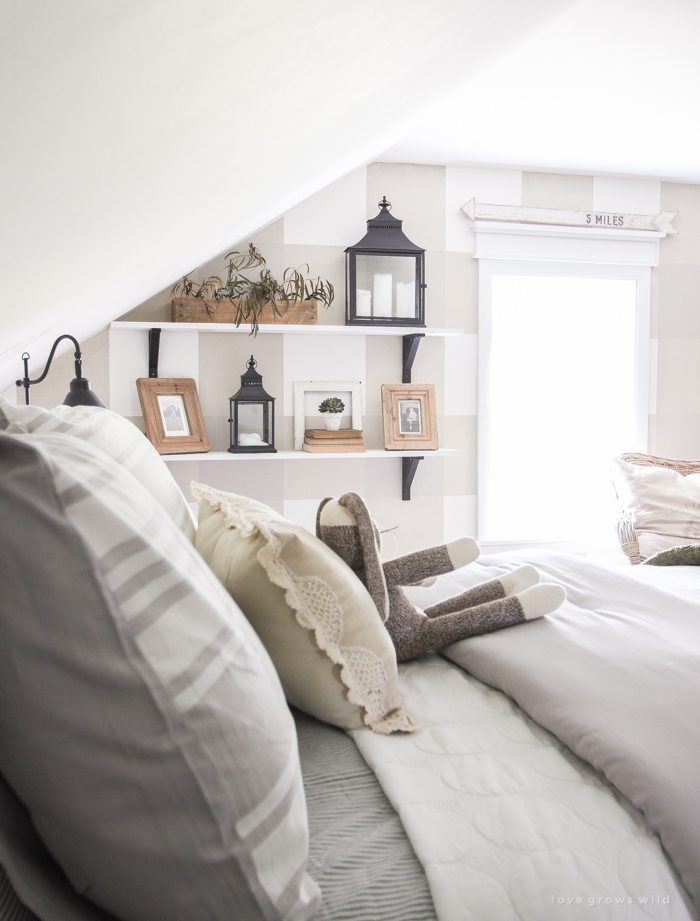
[[237, 402, 270, 445], [355, 254, 419, 320]]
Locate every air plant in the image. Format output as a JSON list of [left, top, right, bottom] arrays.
[[171, 244, 334, 335]]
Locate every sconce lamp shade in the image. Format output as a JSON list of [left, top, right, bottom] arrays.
[[63, 377, 105, 407], [228, 356, 277, 453], [16, 336, 105, 408], [345, 197, 426, 327]]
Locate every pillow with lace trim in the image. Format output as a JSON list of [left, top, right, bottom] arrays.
[[192, 484, 415, 735]]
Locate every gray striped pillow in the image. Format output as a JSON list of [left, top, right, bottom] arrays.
[[0, 397, 195, 541], [0, 431, 319, 921]]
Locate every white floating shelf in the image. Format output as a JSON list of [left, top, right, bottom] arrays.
[[163, 449, 459, 462], [111, 321, 464, 337]]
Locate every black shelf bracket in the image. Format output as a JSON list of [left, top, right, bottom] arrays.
[[148, 328, 161, 378], [402, 456, 424, 501], [402, 334, 424, 383]]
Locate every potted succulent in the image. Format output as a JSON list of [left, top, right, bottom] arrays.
[[319, 397, 345, 431], [170, 245, 334, 334]]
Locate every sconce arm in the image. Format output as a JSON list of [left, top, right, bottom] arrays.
[[16, 335, 84, 405]]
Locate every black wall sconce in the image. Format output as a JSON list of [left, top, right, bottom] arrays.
[[345, 197, 426, 327], [228, 356, 276, 453], [17, 335, 105, 407]]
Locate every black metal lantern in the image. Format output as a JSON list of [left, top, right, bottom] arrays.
[[345, 197, 426, 327], [228, 356, 276, 453]]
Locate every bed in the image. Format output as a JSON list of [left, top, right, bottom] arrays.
[[1, 400, 699, 921], [2, 549, 697, 921]]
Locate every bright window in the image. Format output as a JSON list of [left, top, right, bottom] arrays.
[[479, 269, 647, 545]]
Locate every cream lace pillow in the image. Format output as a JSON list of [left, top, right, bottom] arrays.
[[192, 484, 415, 735]]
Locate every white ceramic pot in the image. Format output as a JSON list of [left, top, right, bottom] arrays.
[[322, 412, 343, 431]]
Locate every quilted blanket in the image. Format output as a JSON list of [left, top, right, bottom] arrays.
[[352, 662, 692, 921]]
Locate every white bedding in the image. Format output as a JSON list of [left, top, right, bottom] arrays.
[[626, 562, 700, 602], [350, 554, 700, 921]]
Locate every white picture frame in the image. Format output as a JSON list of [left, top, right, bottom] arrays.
[[293, 380, 363, 451]]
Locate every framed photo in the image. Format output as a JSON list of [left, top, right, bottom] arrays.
[[293, 380, 363, 450], [398, 399, 422, 434], [381, 383, 438, 450], [136, 378, 210, 454]]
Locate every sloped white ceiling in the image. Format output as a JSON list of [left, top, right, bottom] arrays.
[[0, 0, 573, 390], [382, 0, 700, 180]]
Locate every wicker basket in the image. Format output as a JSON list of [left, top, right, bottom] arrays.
[[618, 452, 700, 476]]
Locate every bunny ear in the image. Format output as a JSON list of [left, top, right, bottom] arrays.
[[339, 493, 390, 622], [316, 496, 335, 539]]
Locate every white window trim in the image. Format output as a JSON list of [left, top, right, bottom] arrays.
[[477, 255, 652, 552], [471, 220, 663, 266]]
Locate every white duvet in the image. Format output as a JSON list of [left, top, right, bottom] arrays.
[[350, 554, 699, 921]]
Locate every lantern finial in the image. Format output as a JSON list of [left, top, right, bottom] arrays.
[[378, 197, 392, 212]]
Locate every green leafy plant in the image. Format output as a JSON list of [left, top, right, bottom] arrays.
[[171, 244, 334, 335], [319, 397, 345, 414]]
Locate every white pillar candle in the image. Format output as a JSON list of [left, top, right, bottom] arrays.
[[395, 281, 416, 318], [356, 288, 372, 317], [373, 274, 393, 317]]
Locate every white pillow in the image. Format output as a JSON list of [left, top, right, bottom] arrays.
[[612, 457, 700, 560], [0, 397, 195, 540], [638, 532, 692, 559]]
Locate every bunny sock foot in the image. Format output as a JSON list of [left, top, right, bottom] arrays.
[[424, 567, 539, 619], [516, 583, 566, 621], [500, 566, 540, 597]]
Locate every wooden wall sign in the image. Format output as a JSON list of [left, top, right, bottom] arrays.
[[461, 199, 677, 235]]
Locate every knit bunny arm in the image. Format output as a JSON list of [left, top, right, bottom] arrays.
[[382, 545, 459, 587]]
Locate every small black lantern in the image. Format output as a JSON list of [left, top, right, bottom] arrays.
[[228, 356, 276, 453], [345, 197, 426, 327]]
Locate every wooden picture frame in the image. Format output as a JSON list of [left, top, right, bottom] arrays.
[[136, 378, 210, 454], [381, 383, 438, 450], [293, 380, 363, 450]]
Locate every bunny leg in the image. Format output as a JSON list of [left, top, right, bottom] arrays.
[[423, 566, 540, 618], [383, 537, 479, 587], [421, 583, 566, 654], [423, 579, 506, 617], [391, 594, 524, 662], [389, 583, 566, 662], [419, 596, 526, 652]]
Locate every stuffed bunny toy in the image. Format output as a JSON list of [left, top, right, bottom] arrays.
[[316, 492, 566, 663]]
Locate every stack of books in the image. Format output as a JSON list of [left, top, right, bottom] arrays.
[[303, 429, 366, 453]]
